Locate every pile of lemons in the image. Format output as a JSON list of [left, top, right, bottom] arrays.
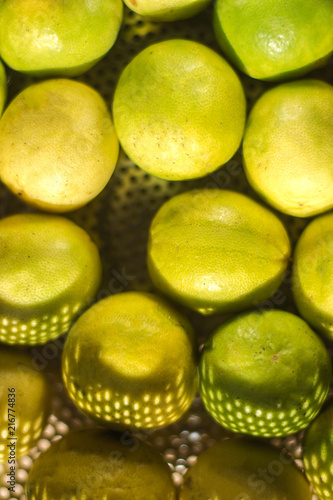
[[0, 1, 332, 499]]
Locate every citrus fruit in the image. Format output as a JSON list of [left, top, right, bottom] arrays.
[[25, 428, 176, 499], [303, 400, 333, 500], [0, 0, 123, 77], [0, 60, 6, 117], [62, 291, 197, 430], [292, 211, 333, 341], [123, 0, 211, 21], [0, 78, 119, 212], [147, 189, 291, 315], [243, 79, 333, 218], [179, 438, 312, 499], [199, 309, 331, 437], [0, 347, 51, 463], [0, 213, 102, 345], [112, 39, 246, 180], [213, 0, 333, 81]]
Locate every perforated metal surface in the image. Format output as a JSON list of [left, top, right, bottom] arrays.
[[0, 4, 332, 499]]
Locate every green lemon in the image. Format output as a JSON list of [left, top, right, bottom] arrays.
[[147, 189, 291, 315], [213, 0, 333, 81], [0, 60, 6, 117], [303, 401, 333, 500], [62, 291, 197, 430], [112, 39, 246, 180], [0, 0, 123, 77], [243, 79, 333, 218], [0, 347, 51, 463], [0, 213, 102, 345], [25, 428, 176, 499], [292, 212, 333, 341], [179, 438, 312, 499], [199, 309, 331, 437], [0, 78, 119, 212], [123, 0, 211, 21]]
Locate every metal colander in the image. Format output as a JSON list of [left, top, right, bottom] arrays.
[[0, 4, 332, 499]]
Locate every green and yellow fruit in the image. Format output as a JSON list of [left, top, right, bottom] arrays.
[[113, 39, 246, 180], [26, 428, 176, 499], [0, 347, 51, 463], [0, 0, 123, 77], [199, 309, 331, 437], [148, 189, 291, 315], [123, 0, 211, 21], [62, 291, 197, 430], [0, 213, 102, 345], [0, 60, 6, 117], [0, 78, 119, 212], [180, 438, 312, 499], [292, 211, 333, 340]]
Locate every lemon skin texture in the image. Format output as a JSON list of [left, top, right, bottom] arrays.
[[0, 60, 6, 117], [243, 80, 333, 218], [199, 309, 331, 437], [0, 347, 51, 463], [113, 39, 246, 181], [123, 0, 211, 21], [25, 428, 176, 500], [0, 213, 102, 345], [62, 291, 197, 430], [147, 189, 291, 315], [292, 212, 333, 341], [0, 0, 123, 77], [179, 438, 312, 500], [303, 402, 333, 500], [0, 79, 119, 212], [213, 0, 333, 81]]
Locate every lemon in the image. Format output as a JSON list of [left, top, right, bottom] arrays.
[[180, 438, 312, 499], [213, 0, 333, 81], [303, 401, 333, 500], [0, 78, 119, 212], [292, 212, 333, 341], [62, 291, 197, 430], [123, 0, 211, 21], [25, 428, 176, 499], [0, 347, 51, 463], [0, 213, 102, 345], [0, 60, 6, 117], [0, 0, 123, 77], [199, 309, 331, 437], [243, 79, 333, 218], [112, 39, 246, 180], [147, 189, 291, 315]]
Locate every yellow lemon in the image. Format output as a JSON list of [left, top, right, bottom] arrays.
[[113, 39, 246, 180], [213, 0, 333, 80], [26, 428, 176, 499], [199, 309, 331, 437], [0, 78, 119, 212], [0, 60, 6, 117], [292, 211, 333, 340], [243, 79, 333, 218], [0, 347, 51, 463], [123, 0, 211, 21], [0, 0, 123, 77], [180, 438, 312, 499], [147, 189, 291, 315], [0, 213, 102, 345], [62, 291, 197, 430]]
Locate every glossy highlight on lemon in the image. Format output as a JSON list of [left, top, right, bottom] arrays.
[[26, 428, 176, 499], [148, 189, 291, 315], [62, 291, 197, 430], [0, 78, 119, 212], [199, 309, 331, 437], [292, 211, 333, 340], [113, 39, 246, 180], [0, 213, 102, 345], [213, 0, 333, 81]]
